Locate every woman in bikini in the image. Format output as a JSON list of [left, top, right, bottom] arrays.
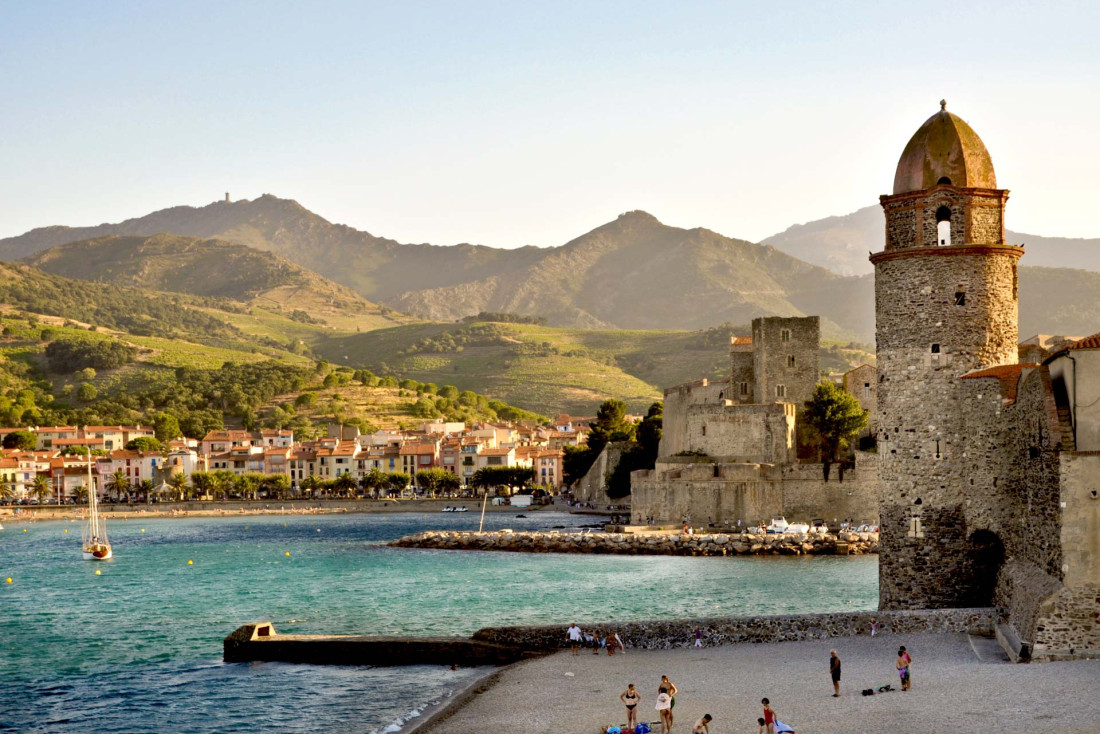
[[620, 683, 640, 730], [655, 687, 672, 734]]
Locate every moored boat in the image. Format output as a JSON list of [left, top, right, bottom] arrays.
[[81, 455, 112, 561]]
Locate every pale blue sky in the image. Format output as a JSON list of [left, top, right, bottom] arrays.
[[2, 1, 1098, 248]]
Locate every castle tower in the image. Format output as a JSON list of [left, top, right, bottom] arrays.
[[871, 102, 1024, 609]]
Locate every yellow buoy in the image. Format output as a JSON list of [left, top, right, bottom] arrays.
[[23, 528, 27, 532], [187, 560, 194, 565], [95, 569, 101, 575], [285, 551, 291, 557], [141, 529, 146, 533], [64, 529, 68, 533], [4, 577, 11, 584]]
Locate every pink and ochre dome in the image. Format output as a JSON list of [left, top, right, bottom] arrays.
[[892, 101, 997, 195]]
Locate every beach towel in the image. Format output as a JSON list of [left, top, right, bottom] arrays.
[[775, 720, 795, 733]]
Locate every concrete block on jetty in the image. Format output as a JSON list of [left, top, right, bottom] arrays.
[[223, 622, 537, 666], [389, 529, 878, 556]]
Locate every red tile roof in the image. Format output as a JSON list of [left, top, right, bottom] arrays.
[[730, 336, 753, 345], [1068, 332, 1100, 351], [960, 363, 1038, 403]]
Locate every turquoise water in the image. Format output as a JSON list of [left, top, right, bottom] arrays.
[[0, 513, 877, 732]]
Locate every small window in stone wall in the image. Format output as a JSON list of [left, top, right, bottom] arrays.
[[702, 424, 706, 436], [787, 355, 795, 368], [781, 329, 791, 342], [776, 385, 786, 398], [739, 382, 748, 396], [954, 291, 966, 306], [931, 344, 941, 354]]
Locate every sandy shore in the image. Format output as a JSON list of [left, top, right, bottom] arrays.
[[0, 499, 559, 523], [418, 632, 1100, 734]]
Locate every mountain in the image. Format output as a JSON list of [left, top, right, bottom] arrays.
[[0, 195, 544, 302], [388, 210, 867, 336], [20, 233, 412, 333], [763, 205, 1100, 276]]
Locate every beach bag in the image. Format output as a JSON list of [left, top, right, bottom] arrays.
[[606, 727, 622, 734], [635, 723, 652, 734], [861, 688, 874, 696]]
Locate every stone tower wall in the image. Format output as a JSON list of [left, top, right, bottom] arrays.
[[883, 188, 1008, 250], [874, 192, 1022, 609], [729, 347, 755, 403], [752, 316, 820, 406]]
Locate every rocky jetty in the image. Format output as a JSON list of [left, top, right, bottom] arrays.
[[389, 529, 878, 556]]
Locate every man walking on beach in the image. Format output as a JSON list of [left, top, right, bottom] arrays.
[[829, 650, 841, 697], [567, 623, 581, 656]]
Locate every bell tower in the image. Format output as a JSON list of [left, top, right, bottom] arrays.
[[871, 102, 1024, 609]]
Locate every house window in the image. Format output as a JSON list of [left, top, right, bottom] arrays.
[[787, 355, 795, 368], [739, 382, 748, 396], [781, 329, 791, 342], [931, 344, 941, 354], [776, 385, 786, 398]]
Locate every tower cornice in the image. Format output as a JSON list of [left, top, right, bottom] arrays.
[[869, 243, 1024, 265]]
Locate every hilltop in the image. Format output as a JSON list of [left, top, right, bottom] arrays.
[[21, 233, 412, 334]]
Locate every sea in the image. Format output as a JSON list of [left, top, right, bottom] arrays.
[[0, 512, 877, 733]]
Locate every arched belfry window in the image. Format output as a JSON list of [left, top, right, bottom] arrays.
[[937, 176, 952, 185], [936, 206, 952, 246]]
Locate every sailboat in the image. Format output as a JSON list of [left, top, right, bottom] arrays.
[[82, 455, 111, 560]]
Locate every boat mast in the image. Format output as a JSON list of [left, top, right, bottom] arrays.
[[87, 453, 99, 540]]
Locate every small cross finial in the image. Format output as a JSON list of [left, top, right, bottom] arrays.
[[940, 99, 947, 112]]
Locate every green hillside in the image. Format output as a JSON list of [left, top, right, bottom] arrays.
[[314, 320, 875, 415]]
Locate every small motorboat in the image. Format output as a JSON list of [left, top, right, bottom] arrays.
[[810, 519, 829, 534], [441, 506, 468, 513], [765, 516, 788, 534]]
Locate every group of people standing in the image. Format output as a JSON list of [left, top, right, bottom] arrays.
[[567, 622, 625, 656], [828, 645, 914, 696]]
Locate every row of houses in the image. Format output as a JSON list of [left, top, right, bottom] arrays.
[[0, 416, 593, 500]]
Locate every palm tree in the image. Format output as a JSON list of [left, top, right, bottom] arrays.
[[190, 471, 214, 500], [71, 484, 89, 504], [0, 482, 16, 503], [105, 469, 130, 502], [299, 474, 321, 497], [168, 471, 188, 501], [29, 474, 52, 504], [137, 478, 155, 503], [334, 471, 357, 497]]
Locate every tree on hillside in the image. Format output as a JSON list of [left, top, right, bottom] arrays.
[[125, 437, 161, 452], [2, 430, 37, 451], [802, 381, 868, 478], [416, 468, 460, 498], [587, 398, 636, 456], [154, 412, 182, 443]]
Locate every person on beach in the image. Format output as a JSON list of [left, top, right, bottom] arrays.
[[594, 631, 605, 655], [898, 646, 912, 690], [829, 650, 841, 696], [692, 713, 712, 733], [567, 623, 582, 655], [693, 628, 703, 648], [761, 698, 777, 734], [659, 675, 679, 728], [613, 630, 625, 654], [620, 683, 640, 730], [870, 618, 878, 637], [655, 687, 672, 734]]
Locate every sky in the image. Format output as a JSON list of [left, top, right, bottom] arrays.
[[2, 1, 1098, 248]]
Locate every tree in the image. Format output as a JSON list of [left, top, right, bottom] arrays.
[[262, 473, 290, 499], [415, 468, 459, 498], [299, 474, 321, 497], [77, 383, 98, 402], [234, 473, 265, 500], [636, 402, 663, 462], [154, 413, 182, 443], [137, 478, 155, 503], [2, 430, 37, 451], [359, 468, 389, 498], [387, 472, 411, 494], [71, 484, 89, 504], [190, 471, 215, 499], [333, 471, 358, 496], [29, 474, 52, 503], [470, 466, 534, 495], [168, 471, 189, 501], [210, 470, 235, 499], [587, 398, 635, 456], [802, 381, 869, 472], [125, 437, 162, 452], [105, 469, 130, 501]]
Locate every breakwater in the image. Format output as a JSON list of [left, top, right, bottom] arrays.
[[473, 608, 997, 651], [390, 529, 879, 556]]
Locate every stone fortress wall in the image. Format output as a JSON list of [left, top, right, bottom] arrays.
[[752, 315, 820, 405]]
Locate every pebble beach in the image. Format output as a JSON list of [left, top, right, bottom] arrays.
[[417, 632, 1100, 734]]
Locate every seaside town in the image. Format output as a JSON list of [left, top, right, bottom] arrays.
[[5, 5, 1100, 734]]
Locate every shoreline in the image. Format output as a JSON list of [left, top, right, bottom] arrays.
[[0, 499, 558, 523], [406, 666, 510, 734]]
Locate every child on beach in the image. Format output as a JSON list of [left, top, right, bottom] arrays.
[[692, 713, 712, 733], [693, 627, 703, 647]]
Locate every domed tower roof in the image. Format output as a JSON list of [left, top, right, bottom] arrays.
[[892, 101, 997, 194]]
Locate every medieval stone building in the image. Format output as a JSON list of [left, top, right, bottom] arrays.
[[872, 102, 1100, 660]]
